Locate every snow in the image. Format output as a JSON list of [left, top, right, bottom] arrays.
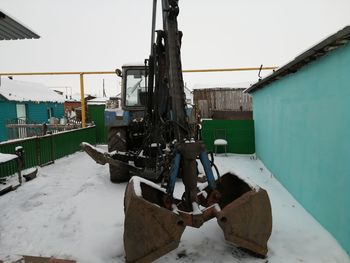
[[0, 78, 65, 103], [14, 146, 23, 151], [0, 150, 349, 263], [192, 82, 252, 90], [0, 137, 36, 145], [122, 62, 145, 67], [87, 97, 109, 105], [0, 173, 20, 193], [131, 176, 166, 197], [191, 202, 202, 215], [81, 142, 105, 155], [0, 153, 17, 163], [66, 93, 96, 102], [0, 168, 37, 192], [214, 139, 228, 145]]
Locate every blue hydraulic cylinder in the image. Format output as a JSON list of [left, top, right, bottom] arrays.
[[167, 152, 181, 195], [199, 151, 216, 189]]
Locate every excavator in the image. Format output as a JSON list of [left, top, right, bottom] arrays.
[[81, 0, 272, 262]]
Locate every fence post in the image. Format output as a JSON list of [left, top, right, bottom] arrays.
[[50, 134, 55, 164], [15, 147, 24, 185], [36, 137, 41, 166], [42, 123, 47, 136]]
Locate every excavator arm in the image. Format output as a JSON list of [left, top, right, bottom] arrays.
[[82, 1, 272, 262], [123, 1, 273, 262]]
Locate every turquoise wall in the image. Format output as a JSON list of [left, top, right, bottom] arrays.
[[0, 101, 64, 141], [252, 42, 350, 255], [27, 102, 64, 122], [0, 102, 17, 141]]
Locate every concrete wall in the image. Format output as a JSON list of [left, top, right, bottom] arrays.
[[252, 43, 350, 255]]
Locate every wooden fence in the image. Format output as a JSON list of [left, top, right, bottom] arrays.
[[193, 88, 253, 118], [6, 118, 82, 140]]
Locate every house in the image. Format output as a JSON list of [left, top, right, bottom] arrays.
[[0, 78, 65, 141], [64, 94, 96, 121], [246, 26, 350, 255]]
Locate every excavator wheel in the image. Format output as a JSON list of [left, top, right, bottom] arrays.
[[108, 127, 130, 183]]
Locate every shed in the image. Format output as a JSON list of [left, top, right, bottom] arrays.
[[64, 94, 95, 120], [247, 26, 350, 255], [0, 78, 65, 141], [193, 87, 252, 119]]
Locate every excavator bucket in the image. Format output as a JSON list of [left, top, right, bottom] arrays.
[[124, 177, 186, 263], [214, 172, 272, 257], [124, 172, 272, 262]]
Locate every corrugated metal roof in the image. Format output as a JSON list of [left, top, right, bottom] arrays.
[[0, 11, 40, 40], [246, 26, 350, 93]]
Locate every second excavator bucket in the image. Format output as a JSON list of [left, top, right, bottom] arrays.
[[124, 172, 272, 262], [214, 172, 273, 257], [124, 177, 186, 263]]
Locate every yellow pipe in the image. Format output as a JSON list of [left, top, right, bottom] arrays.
[[0, 67, 278, 130], [0, 71, 115, 76], [182, 67, 277, 73], [79, 74, 86, 128], [0, 67, 277, 76]]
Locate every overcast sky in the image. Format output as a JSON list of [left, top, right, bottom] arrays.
[[1, 0, 350, 97]]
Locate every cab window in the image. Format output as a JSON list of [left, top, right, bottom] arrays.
[[125, 69, 147, 107]]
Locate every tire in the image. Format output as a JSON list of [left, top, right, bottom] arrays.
[[108, 127, 130, 183]]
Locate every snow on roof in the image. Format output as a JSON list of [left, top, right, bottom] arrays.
[[192, 81, 252, 90], [0, 78, 65, 103], [122, 62, 145, 67], [65, 93, 98, 102], [87, 97, 109, 105]]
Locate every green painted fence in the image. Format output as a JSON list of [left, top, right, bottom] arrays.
[[88, 104, 107, 144], [201, 119, 255, 154], [0, 126, 96, 178]]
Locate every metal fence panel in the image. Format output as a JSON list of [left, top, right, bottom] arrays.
[[39, 136, 54, 166], [0, 126, 96, 178], [88, 105, 107, 144], [201, 120, 255, 154]]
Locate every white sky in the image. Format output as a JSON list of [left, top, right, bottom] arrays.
[[1, 0, 350, 97]]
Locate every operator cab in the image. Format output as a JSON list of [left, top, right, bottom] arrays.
[[120, 65, 148, 110]]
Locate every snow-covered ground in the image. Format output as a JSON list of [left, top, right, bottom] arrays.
[[0, 148, 349, 263]]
